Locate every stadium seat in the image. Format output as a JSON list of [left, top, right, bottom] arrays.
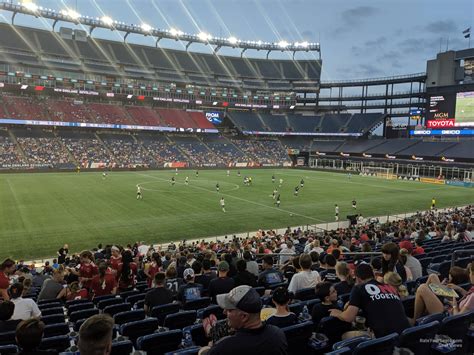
[[398, 321, 440, 354], [150, 303, 180, 326], [69, 308, 99, 323], [44, 323, 70, 337], [282, 321, 314, 355], [103, 303, 131, 317], [41, 307, 64, 316], [305, 298, 321, 314], [41, 314, 66, 325], [294, 287, 317, 301], [119, 318, 159, 346], [0, 344, 19, 354], [119, 289, 140, 300], [197, 304, 224, 320], [416, 312, 446, 326], [38, 299, 62, 306], [65, 299, 90, 309], [183, 297, 211, 311], [288, 301, 303, 316], [324, 347, 351, 355], [332, 335, 372, 351], [39, 301, 63, 310], [67, 302, 94, 315], [136, 329, 183, 354], [402, 295, 415, 318], [113, 309, 146, 325], [0, 331, 16, 346], [92, 294, 116, 304], [110, 340, 134, 355], [39, 335, 71, 352], [164, 311, 197, 330], [353, 332, 398, 355], [316, 316, 352, 346], [97, 297, 124, 310], [164, 346, 201, 355], [434, 311, 474, 354], [185, 324, 207, 347], [125, 293, 146, 306]]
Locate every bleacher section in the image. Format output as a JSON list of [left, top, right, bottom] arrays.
[[311, 140, 345, 153], [365, 139, 420, 155], [396, 141, 458, 157], [438, 140, 474, 159], [336, 139, 386, 153]]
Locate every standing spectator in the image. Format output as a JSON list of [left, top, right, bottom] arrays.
[[15, 318, 55, 355], [266, 287, 297, 328], [144, 272, 174, 315], [109, 246, 122, 271], [243, 251, 259, 277], [9, 283, 41, 320], [117, 250, 137, 291], [0, 301, 21, 332], [209, 261, 235, 304], [144, 252, 162, 288], [287, 253, 320, 294], [78, 314, 114, 355], [233, 259, 257, 287], [330, 263, 410, 337], [69, 251, 98, 290], [177, 268, 203, 304], [38, 268, 65, 301], [0, 259, 15, 301], [398, 241, 422, 280], [90, 262, 117, 298], [57, 244, 69, 264]]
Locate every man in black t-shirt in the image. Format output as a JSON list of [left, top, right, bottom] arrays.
[[177, 268, 203, 304], [206, 285, 287, 355], [209, 261, 235, 304], [57, 244, 69, 264], [329, 264, 410, 338], [144, 273, 174, 315], [258, 255, 284, 289], [319, 254, 340, 283]]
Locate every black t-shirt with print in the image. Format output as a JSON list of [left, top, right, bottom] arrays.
[[320, 269, 340, 283], [312, 302, 340, 326], [266, 313, 298, 328], [349, 279, 410, 337]]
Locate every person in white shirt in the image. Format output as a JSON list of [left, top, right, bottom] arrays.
[[304, 239, 324, 254], [288, 253, 321, 294], [279, 241, 295, 265], [9, 283, 41, 320]]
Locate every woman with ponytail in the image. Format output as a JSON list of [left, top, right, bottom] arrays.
[[91, 262, 117, 298], [117, 250, 137, 292]]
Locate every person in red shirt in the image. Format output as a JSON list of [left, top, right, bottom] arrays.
[[0, 259, 16, 301], [57, 281, 88, 300], [117, 250, 137, 292], [109, 246, 122, 272], [412, 239, 425, 256], [91, 262, 117, 298], [70, 251, 98, 290], [144, 253, 163, 288]]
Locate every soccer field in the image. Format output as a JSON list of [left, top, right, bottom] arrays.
[[0, 168, 472, 260]]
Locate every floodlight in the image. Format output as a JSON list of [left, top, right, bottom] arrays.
[[141, 23, 152, 32], [101, 16, 113, 26], [169, 28, 183, 37], [256, 40, 263, 46], [278, 40, 289, 48], [228, 36, 238, 44], [300, 41, 309, 48], [66, 9, 81, 19], [198, 32, 211, 41], [22, 2, 38, 12]]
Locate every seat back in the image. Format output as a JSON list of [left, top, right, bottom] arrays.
[[150, 303, 180, 326], [69, 308, 99, 323], [44, 323, 70, 337], [183, 297, 211, 311], [282, 321, 314, 355], [437, 311, 474, 353], [399, 321, 440, 354], [103, 303, 131, 317], [163, 346, 201, 354], [39, 335, 71, 352], [136, 329, 182, 354], [0, 331, 16, 346], [97, 297, 124, 310], [197, 304, 224, 320], [317, 317, 352, 346], [288, 301, 303, 316], [67, 302, 94, 315], [41, 314, 66, 325], [186, 324, 208, 347], [294, 287, 317, 301], [305, 299, 321, 314], [119, 318, 159, 345], [0, 344, 19, 354], [119, 289, 140, 300], [92, 294, 116, 304], [41, 307, 64, 316], [113, 309, 146, 325], [415, 312, 446, 325], [110, 340, 134, 355], [126, 293, 146, 306], [333, 335, 371, 351], [164, 311, 197, 330], [353, 332, 398, 355], [65, 299, 90, 309], [38, 299, 62, 306]]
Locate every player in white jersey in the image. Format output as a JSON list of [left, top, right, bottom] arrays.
[[137, 186, 142, 200], [227, 170, 230, 177], [185, 176, 189, 185], [102, 172, 107, 179], [352, 199, 357, 209], [279, 178, 283, 187], [175, 168, 178, 175], [272, 188, 278, 199], [335, 204, 339, 221], [220, 197, 226, 212]]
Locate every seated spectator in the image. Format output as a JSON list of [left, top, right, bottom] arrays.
[[177, 268, 203, 304], [319, 254, 340, 283], [15, 318, 55, 355], [413, 263, 474, 320], [0, 300, 21, 332], [384, 272, 408, 298], [0, 259, 15, 301], [209, 262, 235, 304], [204, 285, 287, 355], [90, 262, 117, 298], [447, 266, 470, 285], [78, 314, 114, 355], [312, 282, 340, 325], [57, 281, 88, 301], [38, 268, 64, 301], [144, 272, 174, 315], [381, 242, 407, 282], [258, 255, 284, 289], [233, 259, 257, 287], [9, 283, 41, 321], [334, 262, 354, 296], [399, 250, 413, 281], [398, 241, 422, 280], [309, 251, 321, 271], [165, 267, 183, 297], [195, 259, 215, 290], [279, 241, 295, 265], [243, 251, 259, 277], [412, 239, 425, 256], [287, 253, 320, 293], [266, 287, 297, 328], [330, 263, 410, 337]]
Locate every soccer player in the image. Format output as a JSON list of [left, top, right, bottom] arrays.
[[226, 170, 230, 177], [352, 199, 357, 210], [348, 173, 352, 180], [335, 204, 339, 221], [171, 176, 176, 186], [237, 170, 241, 177], [102, 172, 107, 179], [175, 168, 178, 175], [272, 188, 278, 199], [431, 197, 436, 210], [300, 178, 304, 188], [272, 175, 275, 183], [185, 176, 189, 185], [279, 178, 283, 187], [244, 177, 248, 186], [294, 186, 299, 196], [248, 177, 252, 185], [137, 186, 142, 200], [195, 170, 199, 177], [216, 183, 220, 192], [220, 197, 226, 213], [275, 194, 281, 207]]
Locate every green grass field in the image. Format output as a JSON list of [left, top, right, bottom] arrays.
[[455, 95, 474, 122], [1, 168, 472, 260]]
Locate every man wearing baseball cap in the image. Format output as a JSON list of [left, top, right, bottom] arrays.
[[205, 285, 287, 355], [177, 268, 203, 305]]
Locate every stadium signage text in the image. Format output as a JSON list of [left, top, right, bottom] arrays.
[[426, 119, 455, 128]]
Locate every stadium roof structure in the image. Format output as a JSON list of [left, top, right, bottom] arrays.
[[0, 1, 320, 59]]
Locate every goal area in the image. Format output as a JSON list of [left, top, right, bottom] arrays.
[[361, 166, 395, 179]]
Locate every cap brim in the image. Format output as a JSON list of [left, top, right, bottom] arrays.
[[216, 293, 237, 310]]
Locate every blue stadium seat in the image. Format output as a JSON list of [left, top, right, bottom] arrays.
[[113, 309, 146, 326], [41, 314, 66, 325], [39, 301, 63, 310], [119, 318, 159, 346], [288, 301, 303, 316], [332, 335, 372, 351], [41, 307, 64, 316], [44, 323, 70, 337], [402, 295, 415, 318], [110, 340, 133, 355], [416, 312, 446, 325], [434, 310, 474, 354], [0, 331, 16, 346], [183, 297, 211, 311], [185, 324, 207, 347], [0, 344, 19, 354], [151, 303, 180, 326], [353, 332, 398, 355], [69, 308, 99, 323], [126, 293, 146, 306], [73, 318, 87, 332], [304, 299, 321, 314], [65, 299, 90, 309], [119, 289, 140, 300], [97, 297, 124, 310], [103, 303, 131, 317], [164, 311, 197, 330], [294, 287, 317, 301], [324, 347, 351, 355], [136, 329, 182, 354], [282, 321, 314, 355], [38, 299, 62, 306], [164, 346, 201, 355], [67, 302, 94, 315], [92, 294, 116, 304], [316, 316, 352, 346], [197, 304, 224, 320], [398, 321, 440, 354], [39, 335, 71, 352]]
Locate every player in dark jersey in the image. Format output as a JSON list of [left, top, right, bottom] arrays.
[[216, 183, 220, 192], [352, 199, 357, 209], [300, 178, 304, 188], [294, 186, 299, 196]]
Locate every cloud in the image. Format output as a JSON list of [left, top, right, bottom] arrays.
[[301, 30, 314, 40], [331, 6, 380, 37], [351, 36, 386, 56], [425, 20, 458, 34]]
